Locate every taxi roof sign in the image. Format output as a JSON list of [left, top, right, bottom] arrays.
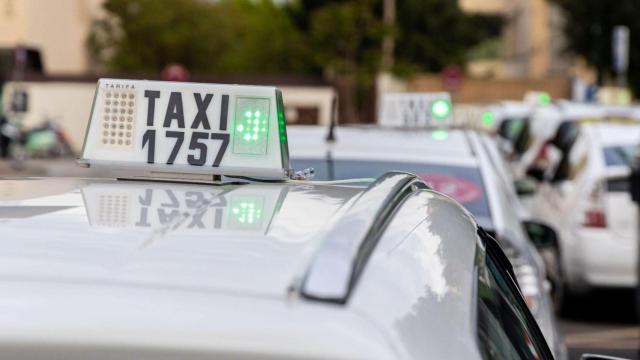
[[80, 79, 291, 179], [378, 92, 452, 127]]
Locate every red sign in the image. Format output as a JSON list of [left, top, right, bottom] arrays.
[[441, 65, 463, 92], [419, 173, 481, 204], [161, 63, 190, 82]]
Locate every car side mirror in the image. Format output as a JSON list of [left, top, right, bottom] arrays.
[[581, 354, 630, 360], [523, 220, 557, 249], [515, 177, 537, 196]]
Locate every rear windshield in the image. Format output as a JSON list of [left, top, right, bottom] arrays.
[[500, 118, 526, 140], [293, 158, 492, 225], [603, 145, 638, 167], [607, 178, 629, 192]]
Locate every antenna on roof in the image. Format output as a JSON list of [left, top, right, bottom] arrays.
[[326, 94, 338, 143]]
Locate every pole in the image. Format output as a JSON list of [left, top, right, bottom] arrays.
[[612, 25, 630, 88], [381, 0, 395, 71]]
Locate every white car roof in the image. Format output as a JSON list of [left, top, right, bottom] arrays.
[[288, 126, 477, 167], [555, 101, 607, 119], [495, 101, 534, 119], [582, 122, 640, 147], [0, 176, 481, 359]]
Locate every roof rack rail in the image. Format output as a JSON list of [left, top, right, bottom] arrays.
[[297, 171, 428, 304]]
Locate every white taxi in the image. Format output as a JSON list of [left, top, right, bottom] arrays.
[[507, 101, 640, 181], [288, 125, 566, 359], [529, 119, 640, 300], [0, 80, 556, 359]]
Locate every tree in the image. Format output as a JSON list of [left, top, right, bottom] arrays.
[[89, 0, 310, 75], [307, 1, 384, 122], [550, 0, 640, 93], [393, 0, 503, 74]]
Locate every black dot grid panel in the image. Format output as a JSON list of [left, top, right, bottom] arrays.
[[100, 90, 136, 148]]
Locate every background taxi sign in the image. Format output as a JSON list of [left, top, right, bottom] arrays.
[[378, 92, 452, 127], [80, 79, 291, 179]]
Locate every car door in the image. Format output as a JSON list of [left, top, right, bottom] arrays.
[[601, 145, 638, 239], [534, 128, 589, 242], [476, 230, 555, 360]]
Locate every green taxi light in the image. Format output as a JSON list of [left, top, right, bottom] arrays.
[[233, 97, 270, 155], [229, 196, 264, 228], [431, 129, 449, 140], [481, 111, 495, 126], [537, 92, 551, 105], [278, 109, 286, 142], [431, 99, 451, 120]]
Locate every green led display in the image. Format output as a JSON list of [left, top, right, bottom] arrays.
[[278, 109, 286, 143], [431, 99, 452, 120], [228, 196, 265, 229], [481, 111, 495, 126], [431, 129, 449, 140], [233, 97, 270, 155], [275, 89, 291, 171], [537, 92, 551, 105]]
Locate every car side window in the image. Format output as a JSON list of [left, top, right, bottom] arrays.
[[476, 235, 552, 360]]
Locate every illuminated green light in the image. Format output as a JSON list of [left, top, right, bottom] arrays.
[[481, 111, 495, 126], [229, 196, 265, 229], [431, 129, 449, 140], [538, 92, 551, 105], [277, 111, 286, 141], [233, 97, 270, 155], [431, 99, 452, 120]]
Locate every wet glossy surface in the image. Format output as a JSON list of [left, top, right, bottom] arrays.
[[0, 177, 486, 359], [0, 178, 361, 298]]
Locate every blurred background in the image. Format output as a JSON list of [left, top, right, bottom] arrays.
[[1, 0, 638, 153], [0, 0, 638, 359]]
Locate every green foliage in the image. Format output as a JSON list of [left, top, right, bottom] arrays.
[[394, 0, 503, 73], [89, 0, 310, 74], [550, 0, 640, 93], [88, 0, 502, 122], [91, 0, 502, 78], [308, 1, 383, 81], [467, 38, 503, 61]]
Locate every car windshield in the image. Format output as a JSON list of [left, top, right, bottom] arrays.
[[502, 117, 527, 142], [602, 145, 639, 167], [293, 158, 492, 227]]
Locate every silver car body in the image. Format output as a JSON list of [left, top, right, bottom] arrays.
[[0, 175, 495, 359], [513, 101, 640, 179], [530, 122, 640, 291], [288, 125, 565, 359]]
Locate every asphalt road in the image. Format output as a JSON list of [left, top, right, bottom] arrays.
[[1, 159, 639, 359], [560, 289, 639, 360]]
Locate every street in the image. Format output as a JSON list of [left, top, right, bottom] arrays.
[[561, 289, 639, 360]]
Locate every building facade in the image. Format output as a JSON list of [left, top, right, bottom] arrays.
[[460, 0, 569, 79], [0, 0, 105, 75]]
